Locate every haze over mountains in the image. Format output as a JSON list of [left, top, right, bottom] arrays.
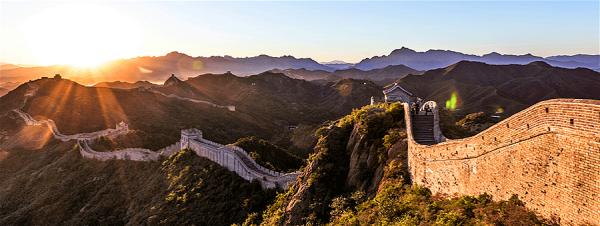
[[355, 47, 600, 71], [1, 47, 598, 86], [271, 64, 422, 85]]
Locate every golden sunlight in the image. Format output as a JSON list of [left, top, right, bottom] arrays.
[[23, 4, 142, 67]]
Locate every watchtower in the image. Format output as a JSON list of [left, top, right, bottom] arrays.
[[383, 83, 415, 104], [116, 121, 128, 131], [181, 128, 202, 149]]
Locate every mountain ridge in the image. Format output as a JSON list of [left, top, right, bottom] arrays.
[[355, 47, 599, 71], [1, 48, 597, 85]]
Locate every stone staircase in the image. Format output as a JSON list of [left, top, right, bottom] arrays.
[[412, 114, 436, 145]]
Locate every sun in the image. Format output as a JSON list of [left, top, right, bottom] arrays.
[[23, 4, 142, 67]]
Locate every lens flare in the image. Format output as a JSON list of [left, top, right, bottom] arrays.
[[445, 92, 458, 110]]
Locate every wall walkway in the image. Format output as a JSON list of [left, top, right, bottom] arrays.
[[402, 99, 600, 225]]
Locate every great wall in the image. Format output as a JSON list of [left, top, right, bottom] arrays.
[[402, 99, 600, 225], [148, 89, 236, 111], [7, 82, 297, 189], [11, 109, 298, 189]]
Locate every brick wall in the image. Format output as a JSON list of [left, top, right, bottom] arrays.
[[403, 99, 600, 225]]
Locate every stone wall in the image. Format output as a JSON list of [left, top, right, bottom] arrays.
[[78, 140, 160, 161], [186, 137, 299, 189], [402, 99, 600, 225], [12, 109, 128, 141]]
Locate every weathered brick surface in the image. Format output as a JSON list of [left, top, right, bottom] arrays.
[[403, 99, 600, 225]]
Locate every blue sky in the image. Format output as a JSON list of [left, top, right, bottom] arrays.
[[0, 1, 598, 65]]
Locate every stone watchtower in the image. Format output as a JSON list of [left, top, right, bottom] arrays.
[[116, 121, 128, 131], [383, 82, 415, 104], [181, 128, 202, 149]]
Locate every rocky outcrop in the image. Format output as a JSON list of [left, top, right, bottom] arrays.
[[344, 124, 386, 194]]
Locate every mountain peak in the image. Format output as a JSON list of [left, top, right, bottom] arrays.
[[483, 52, 501, 57], [322, 60, 348, 64], [165, 51, 191, 58], [164, 74, 183, 86], [390, 47, 416, 55], [528, 61, 552, 68]]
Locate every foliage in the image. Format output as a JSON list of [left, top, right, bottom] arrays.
[[234, 136, 304, 173], [151, 149, 276, 225], [0, 141, 275, 226], [439, 109, 497, 139], [383, 128, 406, 150], [438, 108, 475, 139]]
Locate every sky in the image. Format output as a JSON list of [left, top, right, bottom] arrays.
[[0, 1, 598, 65]]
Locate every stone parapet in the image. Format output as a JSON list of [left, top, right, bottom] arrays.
[[402, 99, 600, 225]]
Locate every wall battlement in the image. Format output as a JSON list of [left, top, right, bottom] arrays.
[[402, 99, 600, 225]]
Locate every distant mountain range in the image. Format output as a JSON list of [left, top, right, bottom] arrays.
[[0, 48, 598, 85], [355, 47, 600, 71], [0, 63, 21, 70], [320, 60, 354, 70], [0, 82, 20, 97], [398, 60, 600, 115], [0, 52, 336, 84], [271, 64, 422, 85]]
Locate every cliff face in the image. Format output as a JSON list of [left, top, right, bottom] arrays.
[[344, 124, 387, 194], [259, 103, 406, 225]]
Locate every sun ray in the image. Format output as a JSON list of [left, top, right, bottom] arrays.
[[94, 86, 129, 131]]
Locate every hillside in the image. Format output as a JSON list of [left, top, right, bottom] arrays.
[[0, 63, 20, 70], [0, 138, 273, 225], [355, 47, 600, 71], [0, 73, 382, 151], [272, 64, 422, 85], [0, 82, 21, 97], [93, 81, 158, 89], [0, 72, 383, 225], [397, 61, 600, 115], [0, 87, 8, 97]]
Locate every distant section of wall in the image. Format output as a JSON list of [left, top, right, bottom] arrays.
[[12, 109, 128, 141], [13, 109, 298, 189], [79, 140, 160, 161], [182, 129, 299, 189], [403, 99, 600, 225]]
